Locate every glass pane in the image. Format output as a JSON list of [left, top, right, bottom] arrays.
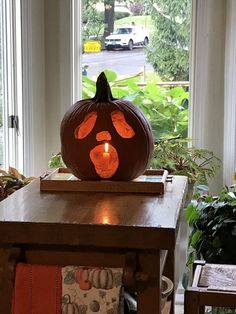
[[0, 0, 4, 167], [81, 0, 191, 141]]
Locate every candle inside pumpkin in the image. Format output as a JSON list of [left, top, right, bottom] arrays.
[[102, 143, 110, 170]]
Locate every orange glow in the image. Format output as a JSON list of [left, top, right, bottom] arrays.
[[100, 204, 118, 225], [111, 110, 135, 138], [74, 111, 97, 139], [96, 131, 111, 141], [102, 215, 110, 224], [90, 143, 119, 179], [94, 199, 119, 225]]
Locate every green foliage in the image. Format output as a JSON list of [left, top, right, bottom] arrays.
[[115, 15, 154, 31], [186, 185, 236, 265], [82, 2, 104, 39], [114, 11, 130, 20], [0, 167, 35, 201], [82, 69, 189, 139], [145, 0, 191, 81], [48, 153, 65, 169], [151, 138, 221, 184]]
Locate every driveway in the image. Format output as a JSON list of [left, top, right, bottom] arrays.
[[82, 48, 153, 79]]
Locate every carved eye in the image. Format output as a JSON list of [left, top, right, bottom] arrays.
[[111, 110, 135, 138], [74, 111, 97, 139]]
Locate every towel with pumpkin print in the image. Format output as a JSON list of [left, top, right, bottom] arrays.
[[62, 266, 123, 314], [12, 263, 61, 314]]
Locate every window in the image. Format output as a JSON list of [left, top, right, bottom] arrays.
[[0, 0, 23, 171], [81, 1, 191, 143]]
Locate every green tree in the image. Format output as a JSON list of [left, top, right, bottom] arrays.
[[146, 0, 191, 81], [82, 0, 134, 39], [82, 0, 104, 39]]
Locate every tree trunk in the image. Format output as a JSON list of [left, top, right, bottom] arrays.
[[104, 0, 115, 38]]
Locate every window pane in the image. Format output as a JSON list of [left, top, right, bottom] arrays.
[[81, 1, 191, 141], [0, 0, 5, 167], [0, 0, 23, 171]]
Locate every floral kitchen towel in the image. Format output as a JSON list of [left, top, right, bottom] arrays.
[[61, 266, 123, 314], [12, 263, 61, 314]]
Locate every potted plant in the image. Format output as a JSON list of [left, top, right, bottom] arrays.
[[151, 137, 221, 185], [186, 185, 236, 266], [185, 185, 236, 314], [0, 167, 35, 201]]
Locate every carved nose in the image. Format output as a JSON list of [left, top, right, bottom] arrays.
[[96, 131, 111, 142]]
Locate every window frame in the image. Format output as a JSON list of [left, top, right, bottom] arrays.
[[0, 0, 23, 171]]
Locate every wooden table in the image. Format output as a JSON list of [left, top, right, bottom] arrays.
[[0, 175, 187, 314]]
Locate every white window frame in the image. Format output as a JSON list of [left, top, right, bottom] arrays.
[[72, 0, 82, 103], [1, 0, 23, 172]]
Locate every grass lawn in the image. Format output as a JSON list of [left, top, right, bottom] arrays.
[[115, 15, 155, 33]]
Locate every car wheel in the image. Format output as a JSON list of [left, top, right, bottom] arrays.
[[106, 47, 112, 51], [144, 37, 149, 46], [128, 40, 133, 51]]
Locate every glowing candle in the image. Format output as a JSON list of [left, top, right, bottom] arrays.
[[103, 143, 110, 170]]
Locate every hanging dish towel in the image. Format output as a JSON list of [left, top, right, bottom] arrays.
[[62, 266, 123, 314], [12, 263, 61, 314]]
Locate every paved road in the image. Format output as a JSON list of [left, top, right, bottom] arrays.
[[82, 48, 153, 79]]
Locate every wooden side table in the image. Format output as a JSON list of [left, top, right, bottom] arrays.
[[0, 175, 187, 314]]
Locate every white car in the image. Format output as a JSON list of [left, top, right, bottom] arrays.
[[104, 25, 149, 51]]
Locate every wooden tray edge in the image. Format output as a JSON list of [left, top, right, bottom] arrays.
[[40, 168, 169, 194]]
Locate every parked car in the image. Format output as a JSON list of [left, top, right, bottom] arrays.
[[104, 25, 149, 51]]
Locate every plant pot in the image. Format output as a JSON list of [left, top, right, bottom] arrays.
[[124, 276, 174, 313], [161, 276, 174, 310]]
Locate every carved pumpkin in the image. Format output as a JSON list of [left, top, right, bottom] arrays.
[[89, 268, 114, 290], [75, 267, 92, 290], [60, 72, 154, 181]]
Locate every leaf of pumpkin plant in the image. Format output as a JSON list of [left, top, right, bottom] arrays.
[[82, 75, 96, 87], [103, 69, 117, 82], [112, 87, 129, 98]]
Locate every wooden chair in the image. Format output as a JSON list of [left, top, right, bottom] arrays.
[[184, 260, 236, 314]]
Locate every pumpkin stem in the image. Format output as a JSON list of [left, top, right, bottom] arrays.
[[93, 72, 114, 102]]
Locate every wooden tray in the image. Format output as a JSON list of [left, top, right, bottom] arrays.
[[40, 168, 170, 194]]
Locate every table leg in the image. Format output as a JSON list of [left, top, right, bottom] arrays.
[[137, 252, 161, 314], [0, 247, 20, 314]]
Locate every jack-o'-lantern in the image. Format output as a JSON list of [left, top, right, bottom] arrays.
[[60, 72, 154, 181]]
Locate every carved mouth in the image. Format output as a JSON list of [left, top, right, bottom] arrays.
[[89, 144, 119, 179]]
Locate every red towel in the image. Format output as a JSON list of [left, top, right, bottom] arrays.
[[12, 263, 61, 314]]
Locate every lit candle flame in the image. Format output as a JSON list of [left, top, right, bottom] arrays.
[[104, 142, 109, 153]]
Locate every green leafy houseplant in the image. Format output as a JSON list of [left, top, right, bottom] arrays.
[[186, 185, 236, 266], [185, 186, 236, 314], [48, 153, 65, 169], [150, 138, 221, 185]]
